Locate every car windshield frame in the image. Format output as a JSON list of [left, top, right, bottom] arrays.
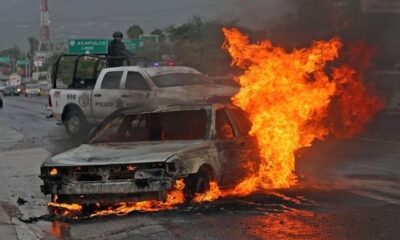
[[151, 72, 213, 88], [89, 108, 211, 144]]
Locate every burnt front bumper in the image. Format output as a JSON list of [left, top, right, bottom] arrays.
[[41, 179, 173, 195], [40, 164, 175, 203]]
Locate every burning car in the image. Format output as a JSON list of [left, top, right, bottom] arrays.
[[40, 103, 259, 204]]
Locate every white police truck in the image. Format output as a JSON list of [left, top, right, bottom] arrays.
[[49, 55, 238, 139]]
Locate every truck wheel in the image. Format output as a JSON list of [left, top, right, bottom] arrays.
[[64, 109, 88, 139], [184, 167, 211, 201]]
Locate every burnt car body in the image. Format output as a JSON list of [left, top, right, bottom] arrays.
[[40, 104, 259, 204]]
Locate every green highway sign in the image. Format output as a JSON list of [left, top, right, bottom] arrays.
[[0, 56, 10, 64], [140, 35, 159, 45], [69, 39, 108, 54], [123, 39, 145, 52], [16, 59, 28, 65], [68, 35, 160, 55]]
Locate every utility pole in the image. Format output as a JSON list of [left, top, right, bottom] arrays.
[[35, 0, 52, 74], [25, 51, 28, 79], [39, 0, 51, 52]]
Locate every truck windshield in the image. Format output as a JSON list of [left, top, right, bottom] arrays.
[[151, 73, 212, 88], [90, 109, 209, 143], [55, 56, 99, 89]]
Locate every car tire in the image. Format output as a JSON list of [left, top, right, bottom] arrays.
[[64, 109, 89, 140], [0, 98, 3, 108], [184, 167, 211, 201]]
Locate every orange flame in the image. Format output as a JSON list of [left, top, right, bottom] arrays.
[[48, 202, 82, 216], [193, 182, 224, 203], [50, 168, 58, 176], [48, 180, 186, 217], [90, 179, 186, 217], [47, 194, 82, 216], [222, 28, 383, 192]]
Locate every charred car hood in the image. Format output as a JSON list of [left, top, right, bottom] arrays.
[[44, 140, 206, 167]]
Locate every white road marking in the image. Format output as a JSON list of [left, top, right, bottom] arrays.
[[351, 190, 400, 205]]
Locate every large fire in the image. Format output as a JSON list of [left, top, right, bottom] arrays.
[[222, 28, 382, 192], [49, 28, 383, 217]]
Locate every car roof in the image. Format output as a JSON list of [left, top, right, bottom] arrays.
[[104, 66, 201, 76], [118, 103, 232, 115], [143, 66, 201, 77]]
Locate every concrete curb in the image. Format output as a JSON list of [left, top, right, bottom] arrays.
[[0, 205, 18, 240], [11, 218, 39, 240]]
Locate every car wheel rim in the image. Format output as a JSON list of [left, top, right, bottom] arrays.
[[68, 116, 80, 133]]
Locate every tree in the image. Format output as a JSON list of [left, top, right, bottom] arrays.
[[0, 46, 23, 60], [150, 29, 166, 43], [126, 25, 144, 39], [166, 16, 203, 43], [165, 16, 239, 75], [27, 37, 39, 62]]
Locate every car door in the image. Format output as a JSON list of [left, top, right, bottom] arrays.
[[92, 70, 125, 123], [119, 71, 152, 109], [227, 107, 260, 179], [215, 108, 248, 187]]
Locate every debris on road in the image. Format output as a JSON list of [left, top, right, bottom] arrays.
[[17, 197, 27, 205]]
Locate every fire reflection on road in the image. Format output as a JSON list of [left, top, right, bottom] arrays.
[[45, 221, 72, 239], [242, 211, 328, 240], [37, 191, 316, 239]]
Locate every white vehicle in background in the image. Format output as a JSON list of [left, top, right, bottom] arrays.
[[38, 81, 51, 95], [49, 55, 238, 139], [8, 74, 21, 87], [33, 72, 51, 95], [25, 83, 41, 96], [32, 71, 50, 82]]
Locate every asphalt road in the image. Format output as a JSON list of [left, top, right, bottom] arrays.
[[0, 95, 399, 240]]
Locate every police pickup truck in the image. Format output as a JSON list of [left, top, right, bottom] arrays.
[[49, 55, 238, 139]]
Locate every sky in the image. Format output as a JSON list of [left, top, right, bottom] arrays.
[[0, 0, 293, 50]]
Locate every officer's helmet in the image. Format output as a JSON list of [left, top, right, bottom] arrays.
[[112, 31, 123, 38]]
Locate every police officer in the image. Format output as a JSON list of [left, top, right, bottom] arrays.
[[108, 31, 129, 67]]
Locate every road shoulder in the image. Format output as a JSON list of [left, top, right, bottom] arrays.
[[0, 205, 18, 240]]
